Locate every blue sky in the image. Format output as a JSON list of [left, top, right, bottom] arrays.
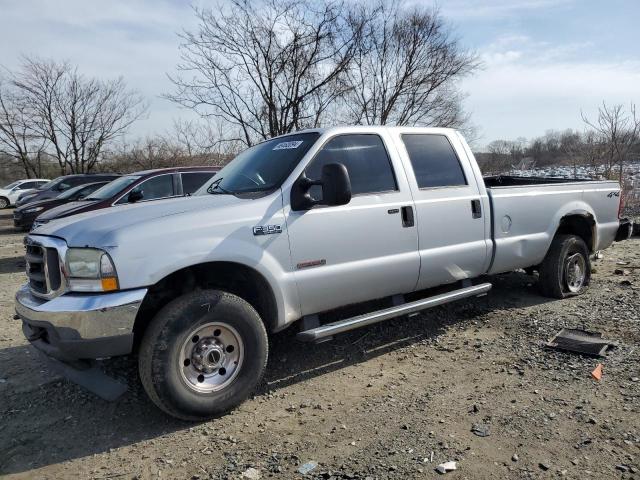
[[0, 0, 638, 148]]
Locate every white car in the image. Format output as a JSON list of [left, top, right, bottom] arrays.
[[0, 179, 50, 208]]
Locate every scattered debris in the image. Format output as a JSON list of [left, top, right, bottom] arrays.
[[539, 462, 551, 471], [594, 251, 604, 259], [297, 461, 318, 475], [545, 328, 614, 356], [620, 280, 632, 287], [435, 461, 457, 474], [511, 453, 519, 462], [614, 268, 630, 275], [591, 363, 603, 381], [241, 467, 261, 480], [471, 423, 491, 437]]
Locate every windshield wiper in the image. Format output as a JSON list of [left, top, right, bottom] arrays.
[[207, 177, 233, 195]]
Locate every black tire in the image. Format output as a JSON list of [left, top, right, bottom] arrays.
[[139, 289, 268, 421], [0, 197, 8, 209], [538, 234, 591, 298]]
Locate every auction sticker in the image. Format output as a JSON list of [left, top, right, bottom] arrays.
[[273, 140, 304, 150]]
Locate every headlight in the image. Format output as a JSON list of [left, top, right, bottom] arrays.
[[23, 206, 44, 214], [65, 248, 119, 292]]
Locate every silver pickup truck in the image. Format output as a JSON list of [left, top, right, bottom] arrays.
[[15, 126, 632, 420]]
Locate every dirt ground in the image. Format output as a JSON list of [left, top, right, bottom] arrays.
[[0, 211, 638, 480]]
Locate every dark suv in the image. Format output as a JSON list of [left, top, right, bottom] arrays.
[[32, 167, 219, 229], [16, 173, 121, 207]]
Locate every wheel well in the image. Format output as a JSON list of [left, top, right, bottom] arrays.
[[556, 214, 595, 252], [133, 262, 278, 346]]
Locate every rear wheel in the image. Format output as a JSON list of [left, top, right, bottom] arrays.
[[139, 289, 268, 421], [538, 234, 591, 298]]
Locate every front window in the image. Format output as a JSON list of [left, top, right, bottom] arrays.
[[196, 132, 320, 196], [84, 176, 141, 201]]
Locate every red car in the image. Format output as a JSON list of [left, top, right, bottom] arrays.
[[32, 166, 219, 229]]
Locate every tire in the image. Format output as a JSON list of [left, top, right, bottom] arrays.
[[139, 289, 268, 421], [538, 234, 591, 298], [0, 197, 8, 209]]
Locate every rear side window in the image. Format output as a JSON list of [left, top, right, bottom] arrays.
[[402, 134, 467, 188], [306, 134, 397, 197], [182, 172, 215, 194]]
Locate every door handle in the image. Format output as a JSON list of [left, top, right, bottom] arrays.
[[471, 199, 482, 219], [401, 206, 414, 227]]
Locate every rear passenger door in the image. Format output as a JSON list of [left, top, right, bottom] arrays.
[[285, 132, 420, 316], [398, 132, 490, 290]]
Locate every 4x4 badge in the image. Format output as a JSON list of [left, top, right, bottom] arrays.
[[253, 224, 282, 236]]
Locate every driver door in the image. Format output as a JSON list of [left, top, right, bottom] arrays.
[[284, 133, 420, 316]]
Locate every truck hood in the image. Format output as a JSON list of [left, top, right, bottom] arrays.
[[31, 194, 253, 247]]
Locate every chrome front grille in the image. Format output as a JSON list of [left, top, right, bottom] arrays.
[[24, 237, 65, 298], [26, 244, 47, 294]]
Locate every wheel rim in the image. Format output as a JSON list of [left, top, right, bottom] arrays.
[[0, 199, 7, 208], [179, 322, 244, 393], [564, 252, 586, 293]]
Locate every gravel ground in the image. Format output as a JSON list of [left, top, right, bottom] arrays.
[[0, 211, 638, 479]]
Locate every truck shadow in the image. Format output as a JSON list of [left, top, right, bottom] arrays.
[[0, 255, 26, 274], [0, 272, 552, 475]]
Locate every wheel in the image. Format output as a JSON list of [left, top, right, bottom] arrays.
[[538, 234, 591, 298], [139, 289, 268, 421], [0, 197, 8, 209]]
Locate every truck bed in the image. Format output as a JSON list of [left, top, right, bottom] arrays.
[[483, 176, 621, 275]]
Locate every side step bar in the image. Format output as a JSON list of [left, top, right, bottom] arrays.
[[296, 282, 492, 342]]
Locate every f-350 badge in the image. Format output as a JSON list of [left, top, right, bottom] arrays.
[[253, 224, 282, 236]]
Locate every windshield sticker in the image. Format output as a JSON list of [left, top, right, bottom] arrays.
[[273, 140, 304, 150]]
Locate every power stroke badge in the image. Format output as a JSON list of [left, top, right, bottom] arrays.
[[253, 224, 282, 236]]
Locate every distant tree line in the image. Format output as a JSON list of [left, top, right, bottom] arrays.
[[476, 102, 640, 182]]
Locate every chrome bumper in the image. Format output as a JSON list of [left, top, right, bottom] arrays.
[[15, 284, 147, 360]]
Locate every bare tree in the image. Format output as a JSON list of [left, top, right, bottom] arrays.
[[582, 102, 640, 180], [0, 76, 47, 177], [166, 0, 364, 146], [11, 58, 147, 174], [344, 1, 478, 128]]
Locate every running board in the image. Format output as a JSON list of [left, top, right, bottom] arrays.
[[296, 282, 492, 342]]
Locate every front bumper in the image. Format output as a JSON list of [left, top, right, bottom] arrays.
[[616, 218, 633, 242], [15, 284, 147, 362]]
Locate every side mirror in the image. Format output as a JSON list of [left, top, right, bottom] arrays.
[[127, 188, 144, 203], [291, 162, 351, 211]]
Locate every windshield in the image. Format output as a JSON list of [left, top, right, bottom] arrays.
[[84, 176, 140, 200], [3, 181, 21, 189], [195, 132, 320, 196]]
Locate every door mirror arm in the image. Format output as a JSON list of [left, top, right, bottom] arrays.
[[291, 162, 352, 211]]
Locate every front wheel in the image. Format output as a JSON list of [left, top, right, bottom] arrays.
[[0, 197, 8, 209], [139, 290, 268, 421], [538, 234, 591, 298]]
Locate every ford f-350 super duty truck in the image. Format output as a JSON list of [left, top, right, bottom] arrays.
[[16, 126, 633, 420]]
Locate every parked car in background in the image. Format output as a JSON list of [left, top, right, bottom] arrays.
[[13, 181, 112, 231], [15, 173, 120, 207], [0, 179, 50, 208], [32, 166, 219, 228]]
